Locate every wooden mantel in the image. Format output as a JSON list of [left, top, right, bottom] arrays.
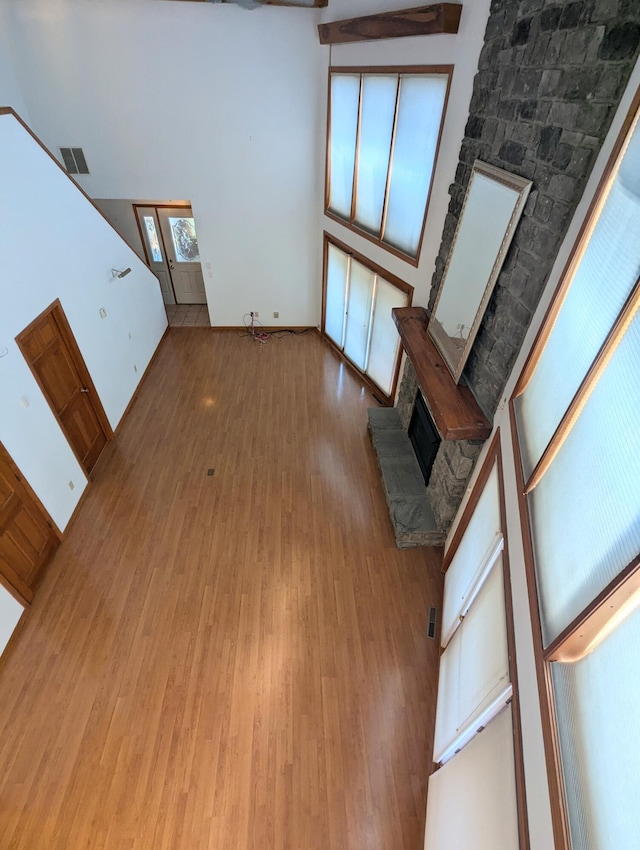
[[392, 307, 491, 441]]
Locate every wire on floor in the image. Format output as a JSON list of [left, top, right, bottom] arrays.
[[240, 314, 315, 343]]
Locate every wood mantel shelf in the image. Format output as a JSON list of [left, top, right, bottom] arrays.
[[392, 307, 491, 441], [318, 3, 462, 45]]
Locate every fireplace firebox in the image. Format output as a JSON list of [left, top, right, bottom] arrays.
[[408, 393, 441, 485]]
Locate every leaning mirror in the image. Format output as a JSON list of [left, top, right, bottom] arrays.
[[428, 161, 532, 382]]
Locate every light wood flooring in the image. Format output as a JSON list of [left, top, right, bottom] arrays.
[[0, 329, 443, 850]]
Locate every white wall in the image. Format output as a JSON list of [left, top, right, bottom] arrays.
[[4, 0, 326, 328], [319, 0, 491, 308], [442, 60, 640, 850], [93, 199, 150, 263], [0, 112, 167, 532], [0, 588, 23, 656], [0, 1, 30, 120]]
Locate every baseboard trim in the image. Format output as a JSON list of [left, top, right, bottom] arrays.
[[114, 324, 170, 438]]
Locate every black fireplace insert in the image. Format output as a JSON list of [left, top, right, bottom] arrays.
[[408, 392, 441, 485]]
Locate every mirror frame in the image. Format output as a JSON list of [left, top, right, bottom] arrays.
[[428, 160, 532, 382]]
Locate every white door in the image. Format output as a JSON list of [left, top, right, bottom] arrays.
[[135, 206, 175, 304], [157, 208, 207, 304]]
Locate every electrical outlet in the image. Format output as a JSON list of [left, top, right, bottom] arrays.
[[273, 311, 279, 319], [68, 480, 75, 491], [254, 311, 259, 318], [99, 307, 107, 319]]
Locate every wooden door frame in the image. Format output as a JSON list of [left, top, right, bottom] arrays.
[[0, 441, 61, 606], [15, 300, 113, 476]]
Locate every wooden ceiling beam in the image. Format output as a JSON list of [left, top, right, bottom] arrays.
[[318, 3, 462, 45]]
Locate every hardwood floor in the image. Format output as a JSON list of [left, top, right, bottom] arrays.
[[0, 329, 443, 850]]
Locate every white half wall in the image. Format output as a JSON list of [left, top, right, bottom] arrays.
[[5, 0, 326, 328], [0, 111, 167, 532], [319, 0, 491, 308]]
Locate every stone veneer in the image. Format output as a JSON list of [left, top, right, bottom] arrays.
[[415, 0, 640, 535], [394, 359, 483, 534]]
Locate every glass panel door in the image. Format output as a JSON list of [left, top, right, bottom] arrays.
[[325, 244, 349, 348], [343, 259, 374, 371], [366, 277, 407, 396]]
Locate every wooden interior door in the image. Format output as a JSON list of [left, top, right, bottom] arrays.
[[17, 301, 110, 475], [0, 443, 59, 603]]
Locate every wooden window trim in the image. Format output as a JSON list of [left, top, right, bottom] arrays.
[[321, 232, 413, 404], [325, 65, 453, 267], [524, 274, 640, 493], [508, 86, 640, 850], [513, 85, 640, 401], [437, 430, 530, 850]]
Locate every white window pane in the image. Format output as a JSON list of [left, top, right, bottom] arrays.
[[520, 181, 640, 471], [552, 598, 640, 850], [343, 259, 374, 371], [168, 217, 200, 263], [434, 557, 511, 764], [354, 75, 397, 235], [324, 244, 348, 348], [143, 215, 163, 263], [328, 74, 360, 219], [366, 278, 407, 395], [441, 464, 502, 646], [530, 308, 640, 644], [384, 75, 448, 256], [424, 706, 520, 850], [516, 141, 640, 478]]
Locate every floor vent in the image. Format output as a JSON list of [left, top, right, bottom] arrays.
[[60, 147, 90, 175], [427, 606, 437, 639]]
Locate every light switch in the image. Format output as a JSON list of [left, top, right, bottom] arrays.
[[99, 308, 107, 319]]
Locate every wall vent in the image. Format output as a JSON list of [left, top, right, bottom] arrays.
[[60, 147, 89, 175], [427, 606, 438, 640]]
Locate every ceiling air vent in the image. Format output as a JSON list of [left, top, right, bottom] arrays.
[[60, 147, 89, 175]]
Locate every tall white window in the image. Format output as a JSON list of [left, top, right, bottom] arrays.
[[323, 236, 411, 399], [512, 92, 640, 850], [425, 441, 527, 850], [326, 68, 451, 263]]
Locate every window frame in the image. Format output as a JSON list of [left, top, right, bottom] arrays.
[[324, 65, 453, 267], [508, 85, 640, 850], [321, 232, 413, 404], [435, 431, 530, 850]]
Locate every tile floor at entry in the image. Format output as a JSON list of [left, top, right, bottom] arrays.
[[166, 304, 210, 327]]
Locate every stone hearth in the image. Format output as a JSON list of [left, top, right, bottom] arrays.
[[367, 406, 442, 549]]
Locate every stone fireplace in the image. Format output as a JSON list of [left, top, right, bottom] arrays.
[[365, 0, 639, 548], [368, 307, 490, 548]]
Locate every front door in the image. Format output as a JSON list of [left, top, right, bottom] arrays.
[[16, 302, 110, 475], [157, 207, 207, 304], [135, 206, 175, 305], [0, 443, 59, 603]]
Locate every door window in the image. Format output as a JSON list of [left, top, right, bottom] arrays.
[[168, 217, 200, 263], [143, 216, 163, 263]]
